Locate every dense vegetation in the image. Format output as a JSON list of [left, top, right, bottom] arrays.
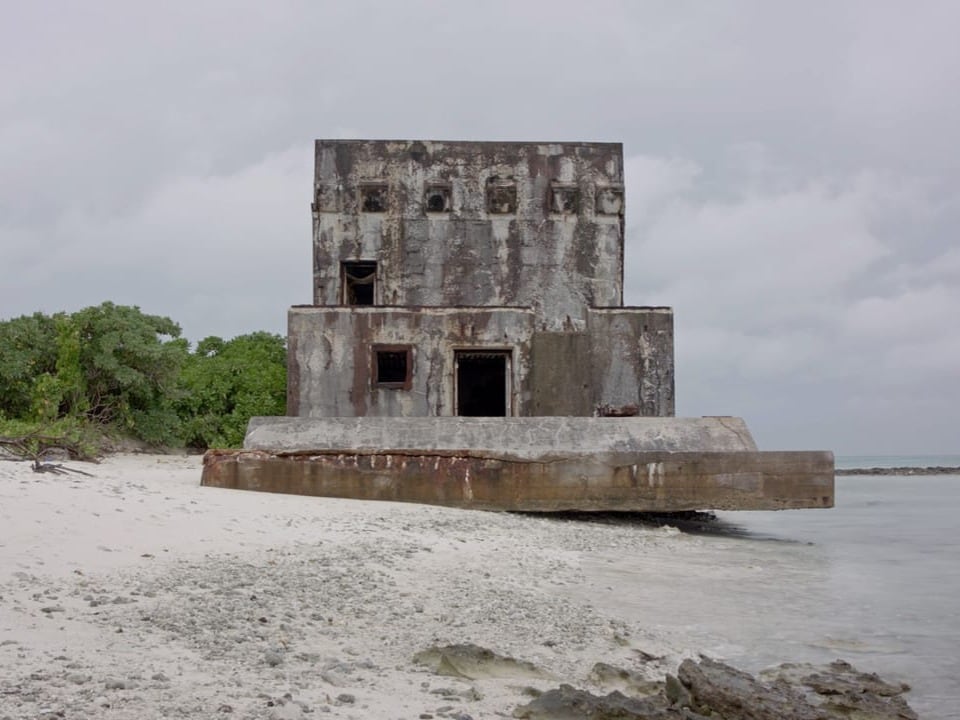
[[0, 302, 286, 458]]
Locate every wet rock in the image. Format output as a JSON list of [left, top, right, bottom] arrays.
[[414, 643, 549, 680], [678, 657, 825, 719], [512, 683, 695, 719], [762, 660, 918, 720], [677, 656, 918, 720], [518, 657, 918, 720], [663, 674, 691, 708]]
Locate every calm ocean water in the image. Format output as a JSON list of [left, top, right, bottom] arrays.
[[576, 455, 960, 719]]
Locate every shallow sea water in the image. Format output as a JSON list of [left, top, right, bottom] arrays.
[[573, 461, 960, 719]]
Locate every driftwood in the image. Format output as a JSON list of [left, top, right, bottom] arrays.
[[0, 433, 99, 464], [30, 458, 95, 477]]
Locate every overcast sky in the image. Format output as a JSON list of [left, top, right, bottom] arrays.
[[2, 1, 958, 455]]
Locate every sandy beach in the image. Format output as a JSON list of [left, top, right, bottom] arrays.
[[0, 454, 694, 719]]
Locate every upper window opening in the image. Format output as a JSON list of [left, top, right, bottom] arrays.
[[595, 186, 624, 216], [425, 184, 451, 213], [550, 183, 579, 214], [360, 184, 388, 212], [486, 177, 517, 214], [342, 261, 377, 305], [373, 346, 412, 389]]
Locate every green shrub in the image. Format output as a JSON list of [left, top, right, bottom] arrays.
[[177, 332, 286, 448], [0, 312, 58, 419], [0, 304, 286, 452]]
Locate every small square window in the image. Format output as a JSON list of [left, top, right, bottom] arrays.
[[373, 345, 412, 389], [595, 186, 624, 216], [360, 183, 388, 213], [550, 183, 579, 214], [486, 177, 516, 214], [424, 184, 452, 213]]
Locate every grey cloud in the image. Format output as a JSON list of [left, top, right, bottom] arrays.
[[2, 0, 958, 453]]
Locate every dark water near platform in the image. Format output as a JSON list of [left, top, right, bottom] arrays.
[[577, 457, 960, 719]]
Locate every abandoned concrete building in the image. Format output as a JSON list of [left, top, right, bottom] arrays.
[[289, 140, 673, 420], [201, 140, 834, 513]]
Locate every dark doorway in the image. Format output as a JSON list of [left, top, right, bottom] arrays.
[[342, 261, 377, 305], [456, 351, 510, 416]]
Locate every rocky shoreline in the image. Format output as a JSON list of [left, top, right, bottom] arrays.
[[836, 466, 960, 476], [419, 644, 918, 719]]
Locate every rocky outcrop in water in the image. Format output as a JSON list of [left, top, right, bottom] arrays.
[[836, 466, 960, 475], [513, 655, 917, 720]]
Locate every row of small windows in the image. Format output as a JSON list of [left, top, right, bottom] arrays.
[[325, 181, 624, 216]]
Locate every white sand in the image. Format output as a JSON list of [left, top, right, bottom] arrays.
[[0, 454, 691, 719]]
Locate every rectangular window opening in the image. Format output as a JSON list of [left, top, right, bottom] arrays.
[[425, 184, 452, 213], [486, 177, 517, 214], [342, 261, 377, 305], [550, 182, 580, 214], [360, 183, 388, 212], [373, 345, 412, 389]]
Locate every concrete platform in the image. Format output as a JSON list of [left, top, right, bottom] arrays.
[[200, 417, 835, 512]]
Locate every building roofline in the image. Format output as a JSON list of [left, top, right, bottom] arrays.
[[290, 304, 537, 311], [315, 139, 623, 150]]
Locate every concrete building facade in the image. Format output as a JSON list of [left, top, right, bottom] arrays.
[[201, 139, 834, 514], [288, 140, 675, 419]]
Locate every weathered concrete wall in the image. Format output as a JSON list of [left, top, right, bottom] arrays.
[[288, 305, 675, 418], [313, 140, 624, 330], [587, 308, 675, 416], [286, 140, 676, 420], [287, 305, 536, 417], [527, 308, 674, 416], [529, 332, 593, 415], [245, 416, 759, 457], [202, 448, 834, 512]]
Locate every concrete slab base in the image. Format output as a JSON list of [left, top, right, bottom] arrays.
[[200, 417, 834, 512]]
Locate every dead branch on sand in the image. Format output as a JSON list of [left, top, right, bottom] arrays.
[[0, 433, 99, 465]]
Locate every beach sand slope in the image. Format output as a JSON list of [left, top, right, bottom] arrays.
[[0, 454, 685, 719]]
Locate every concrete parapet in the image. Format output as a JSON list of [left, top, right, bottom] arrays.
[[244, 415, 758, 459]]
